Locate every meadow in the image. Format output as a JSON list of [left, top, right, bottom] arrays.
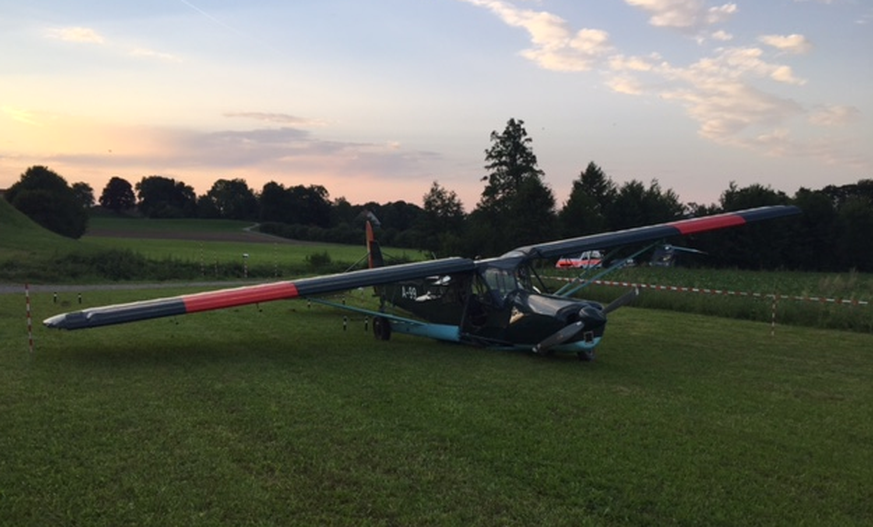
[[1, 286, 871, 525], [2, 204, 872, 524], [549, 266, 873, 333], [0, 204, 416, 282]]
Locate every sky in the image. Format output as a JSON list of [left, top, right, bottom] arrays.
[[2, 0, 871, 211]]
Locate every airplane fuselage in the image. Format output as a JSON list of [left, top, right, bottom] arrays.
[[375, 260, 606, 355]]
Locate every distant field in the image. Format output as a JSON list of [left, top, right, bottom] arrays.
[[553, 265, 873, 300], [88, 216, 258, 235], [550, 266, 873, 333], [2, 288, 871, 525], [1, 209, 418, 282], [84, 216, 383, 266]]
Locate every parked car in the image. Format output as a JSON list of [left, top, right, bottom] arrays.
[[555, 250, 602, 269]]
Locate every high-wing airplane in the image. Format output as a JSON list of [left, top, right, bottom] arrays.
[[44, 205, 799, 360]]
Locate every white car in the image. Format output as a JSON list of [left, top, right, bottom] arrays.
[[555, 250, 602, 269]]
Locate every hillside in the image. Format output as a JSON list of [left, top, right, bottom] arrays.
[[0, 197, 82, 264]]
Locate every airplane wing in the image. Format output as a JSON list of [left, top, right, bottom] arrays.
[[45, 205, 800, 331], [44, 257, 476, 330], [506, 205, 800, 261]]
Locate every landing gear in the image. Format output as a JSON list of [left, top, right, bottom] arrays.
[[373, 316, 392, 341], [577, 350, 596, 362]]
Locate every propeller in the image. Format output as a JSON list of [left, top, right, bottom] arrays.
[[532, 320, 586, 354], [604, 287, 639, 314], [532, 288, 639, 354]]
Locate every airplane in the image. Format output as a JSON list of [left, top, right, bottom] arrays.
[[650, 244, 707, 267], [44, 205, 800, 361]]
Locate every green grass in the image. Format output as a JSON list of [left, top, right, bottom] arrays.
[[1, 206, 416, 282], [1, 287, 871, 525], [81, 236, 381, 272], [84, 215, 418, 267], [562, 265, 873, 301], [0, 196, 81, 259], [88, 215, 257, 234], [550, 266, 873, 333]]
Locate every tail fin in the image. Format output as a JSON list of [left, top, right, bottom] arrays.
[[366, 221, 385, 297], [366, 221, 384, 269]]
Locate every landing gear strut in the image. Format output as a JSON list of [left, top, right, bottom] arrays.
[[577, 350, 596, 362], [373, 316, 392, 341]]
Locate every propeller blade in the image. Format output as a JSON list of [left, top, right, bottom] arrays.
[[604, 287, 639, 314], [533, 320, 586, 354]]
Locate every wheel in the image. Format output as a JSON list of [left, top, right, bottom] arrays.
[[373, 316, 392, 341]]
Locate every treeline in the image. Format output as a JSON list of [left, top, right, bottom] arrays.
[[4, 118, 872, 272]]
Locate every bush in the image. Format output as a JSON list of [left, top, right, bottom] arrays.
[[304, 251, 332, 270]]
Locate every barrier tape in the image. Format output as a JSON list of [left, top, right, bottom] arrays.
[[547, 276, 869, 306]]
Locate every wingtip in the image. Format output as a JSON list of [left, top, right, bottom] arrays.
[[43, 313, 69, 330]]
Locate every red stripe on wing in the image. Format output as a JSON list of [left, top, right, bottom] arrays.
[[182, 282, 300, 313], [669, 214, 746, 235]]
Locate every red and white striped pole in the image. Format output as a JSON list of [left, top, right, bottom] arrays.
[[25, 283, 33, 353], [770, 293, 778, 337]]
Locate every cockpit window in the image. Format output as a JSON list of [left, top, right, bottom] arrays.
[[482, 266, 517, 298]]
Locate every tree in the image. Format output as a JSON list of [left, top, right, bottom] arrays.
[[603, 179, 683, 231], [697, 182, 792, 269], [135, 176, 197, 218], [259, 181, 291, 223], [99, 177, 136, 213], [5, 165, 88, 238], [559, 162, 614, 237], [419, 181, 466, 255], [785, 188, 839, 271], [72, 182, 95, 209], [201, 178, 258, 220], [258, 182, 332, 227], [836, 197, 873, 272], [478, 118, 544, 214], [821, 179, 873, 209], [289, 185, 331, 227], [472, 118, 556, 254], [380, 201, 424, 231]]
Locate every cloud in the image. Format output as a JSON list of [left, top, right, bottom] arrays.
[[758, 34, 813, 54], [609, 54, 657, 72], [460, 0, 864, 172], [676, 46, 806, 85], [606, 76, 646, 95], [808, 105, 861, 126], [45, 27, 105, 44], [44, 26, 182, 63], [661, 83, 804, 141], [624, 0, 737, 31], [2, 106, 44, 127], [223, 112, 326, 126], [12, 115, 442, 195], [459, 0, 612, 71]]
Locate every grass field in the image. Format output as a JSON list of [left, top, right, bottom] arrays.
[[3, 203, 872, 524], [0, 203, 416, 282], [1, 287, 872, 525], [550, 267, 873, 333]]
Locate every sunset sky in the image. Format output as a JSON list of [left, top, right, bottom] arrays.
[[2, 0, 871, 211]]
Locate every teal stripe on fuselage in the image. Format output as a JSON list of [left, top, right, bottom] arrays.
[[390, 321, 461, 342]]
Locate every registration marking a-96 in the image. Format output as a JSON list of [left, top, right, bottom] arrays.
[[401, 286, 418, 299]]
